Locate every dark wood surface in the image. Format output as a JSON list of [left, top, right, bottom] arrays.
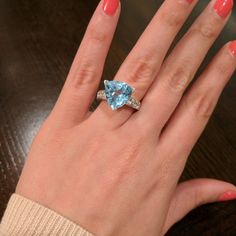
[[0, 0, 236, 235]]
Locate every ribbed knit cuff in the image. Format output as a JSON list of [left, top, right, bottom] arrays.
[[0, 193, 94, 236]]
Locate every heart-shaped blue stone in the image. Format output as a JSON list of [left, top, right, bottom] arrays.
[[104, 80, 134, 110]]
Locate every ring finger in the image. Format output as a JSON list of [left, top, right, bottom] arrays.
[[92, 0, 198, 128]]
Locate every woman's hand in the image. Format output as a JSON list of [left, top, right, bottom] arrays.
[[16, 0, 236, 235]]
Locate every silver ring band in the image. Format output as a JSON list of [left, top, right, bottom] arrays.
[[97, 90, 141, 110]]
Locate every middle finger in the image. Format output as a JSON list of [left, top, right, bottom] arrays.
[[93, 0, 198, 128]]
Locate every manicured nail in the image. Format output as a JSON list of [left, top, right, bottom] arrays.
[[214, 0, 234, 18], [229, 40, 236, 57], [103, 0, 119, 16], [218, 190, 236, 202], [186, 0, 194, 4]]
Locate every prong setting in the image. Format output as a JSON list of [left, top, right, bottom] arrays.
[[97, 80, 140, 111]]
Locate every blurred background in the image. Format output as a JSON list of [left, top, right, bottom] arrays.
[[0, 0, 235, 235]]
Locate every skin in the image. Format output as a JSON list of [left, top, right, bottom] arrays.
[[16, 0, 236, 235]]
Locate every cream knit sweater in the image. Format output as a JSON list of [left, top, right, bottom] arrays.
[[0, 194, 94, 236]]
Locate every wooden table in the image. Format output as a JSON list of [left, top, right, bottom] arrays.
[[0, 0, 235, 235]]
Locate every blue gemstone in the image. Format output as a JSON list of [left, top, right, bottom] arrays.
[[104, 80, 133, 110]]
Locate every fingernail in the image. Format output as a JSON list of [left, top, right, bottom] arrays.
[[229, 40, 236, 57], [214, 0, 234, 18], [218, 190, 236, 202], [103, 0, 119, 16], [186, 0, 194, 4]]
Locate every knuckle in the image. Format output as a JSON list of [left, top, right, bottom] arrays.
[[127, 55, 157, 87], [185, 92, 215, 119], [161, 11, 184, 27], [88, 23, 107, 43], [163, 64, 191, 94], [194, 22, 218, 39], [71, 64, 98, 89]]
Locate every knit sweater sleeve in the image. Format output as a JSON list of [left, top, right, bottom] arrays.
[[0, 194, 94, 236]]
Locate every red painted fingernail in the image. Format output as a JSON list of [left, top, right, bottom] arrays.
[[218, 190, 236, 202], [214, 0, 234, 18], [103, 0, 119, 16], [186, 0, 194, 4], [229, 40, 236, 57]]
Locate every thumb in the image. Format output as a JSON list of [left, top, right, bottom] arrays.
[[162, 178, 236, 235]]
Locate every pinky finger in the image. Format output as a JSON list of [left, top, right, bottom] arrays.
[[162, 178, 236, 235], [160, 41, 236, 162]]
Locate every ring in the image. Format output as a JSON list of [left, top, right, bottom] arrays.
[[97, 80, 141, 110]]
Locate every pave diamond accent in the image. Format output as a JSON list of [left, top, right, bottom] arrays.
[[126, 97, 141, 110], [104, 80, 134, 110]]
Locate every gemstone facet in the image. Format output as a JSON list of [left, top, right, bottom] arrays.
[[104, 80, 134, 110]]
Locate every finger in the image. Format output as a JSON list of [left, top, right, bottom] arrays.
[[49, 0, 121, 128], [92, 0, 198, 128], [140, 0, 233, 132], [162, 178, 236, 235], [159, 42, 236, 166]]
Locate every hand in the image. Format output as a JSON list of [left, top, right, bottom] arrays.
[[16, 0, 236, 235]]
